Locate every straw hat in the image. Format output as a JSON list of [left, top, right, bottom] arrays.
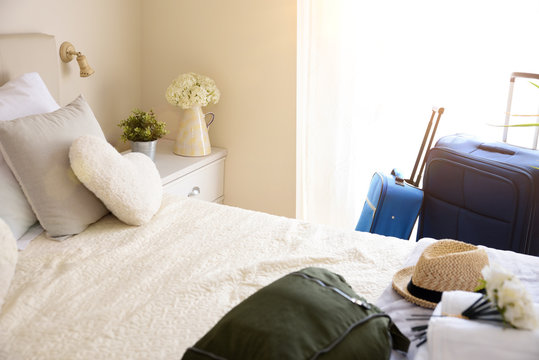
[[392, 240, 489, 309]]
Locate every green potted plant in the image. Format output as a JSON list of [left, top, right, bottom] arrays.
[[118, 109, 168, 160]]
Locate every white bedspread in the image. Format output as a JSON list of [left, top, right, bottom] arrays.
[[0, 195, 415, 359]]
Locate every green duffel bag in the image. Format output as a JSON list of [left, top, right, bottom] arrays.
[[182, 267, 409, 360]]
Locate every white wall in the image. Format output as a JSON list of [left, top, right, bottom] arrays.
[[0, 0, 142, 148], [0, 0, 297, 218], [141, 0, 296, 218]]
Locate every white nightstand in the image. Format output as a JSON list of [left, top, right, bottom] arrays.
[[153, 138, 227, 203]]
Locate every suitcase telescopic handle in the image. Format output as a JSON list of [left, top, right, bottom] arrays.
[[406, 107, 444, 187], [510, 72, 539, 82], [503, 72, 539, 149]]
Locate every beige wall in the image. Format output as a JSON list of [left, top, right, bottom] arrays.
[[141, 0, 296, 218], [0, 0, 297, 218], [0, 0, 142, 148]]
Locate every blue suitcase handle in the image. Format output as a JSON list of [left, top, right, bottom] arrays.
[[391, 168, 405, 186]]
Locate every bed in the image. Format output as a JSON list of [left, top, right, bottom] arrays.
[[0, 33, 538, 360], [0, 33, 417, 359]]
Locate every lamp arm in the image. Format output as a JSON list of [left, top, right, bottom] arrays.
[[68, 50, 82, 57]]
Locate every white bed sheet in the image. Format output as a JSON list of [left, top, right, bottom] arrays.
[[0, 194, 416, 359]]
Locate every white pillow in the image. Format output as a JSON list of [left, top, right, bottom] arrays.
[[0, 72, 59, 119], [69, 135, 163, 226], [0, 218, 18, 311], [0, 72, 60, 239]]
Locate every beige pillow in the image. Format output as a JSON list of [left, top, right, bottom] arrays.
[[0, 72, 60, 239], [0, 218, 17, 311], [0, 95, 109, 238], [70, 135, 162, 226]]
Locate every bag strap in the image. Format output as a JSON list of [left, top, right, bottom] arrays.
[[310, 313, 407, 360], [406, 107, 444, 187], [389, 319, 411, 353]]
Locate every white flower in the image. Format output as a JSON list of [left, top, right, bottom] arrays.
[[482, 263, 512, 290], [481, 263, 538, 330], [165, 72, 220, 109], [497, 278, 537, 330], [482, 263, 514, 303]]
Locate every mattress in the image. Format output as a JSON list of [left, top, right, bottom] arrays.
[[0, 194, 415, 359]]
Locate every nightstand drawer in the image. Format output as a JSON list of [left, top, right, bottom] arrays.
[[163, 158, 225, 202]]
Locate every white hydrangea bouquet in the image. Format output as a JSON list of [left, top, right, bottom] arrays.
[[472, 263, 538, 330], [165, 72, 220, 109]]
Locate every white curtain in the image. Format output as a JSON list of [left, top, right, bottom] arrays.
[[297, 0, 539, 231]]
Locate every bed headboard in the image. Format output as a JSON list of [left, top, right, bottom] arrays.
[[0, 33, 59, 101]]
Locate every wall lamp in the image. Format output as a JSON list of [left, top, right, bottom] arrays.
[[59, 41, 94, 77]]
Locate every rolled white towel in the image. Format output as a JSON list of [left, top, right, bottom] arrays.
[[426, 290, 539, 360], [440, 290, 483, 316]]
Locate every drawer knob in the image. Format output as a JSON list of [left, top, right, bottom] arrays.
[[188, 186, 201, 197]]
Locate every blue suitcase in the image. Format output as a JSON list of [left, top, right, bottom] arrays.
[[355, 170, 423, 239], [355, 107, 444, 239], [418, 134, 539, 255]]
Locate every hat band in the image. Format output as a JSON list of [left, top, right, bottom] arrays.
[[407, 278, 442, 304]]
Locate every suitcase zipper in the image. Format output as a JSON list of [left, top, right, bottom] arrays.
[[365, 197, 376, 212], [433, 147, 536, 177], [291, 272, 371, 310], [371, 172, 386, 230], [429, 146, 536, 203]]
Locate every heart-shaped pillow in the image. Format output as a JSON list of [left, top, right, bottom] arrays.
[[69, 135, 162, 226]]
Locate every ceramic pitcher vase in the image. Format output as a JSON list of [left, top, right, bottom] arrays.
[[174, 105, 214, 156]]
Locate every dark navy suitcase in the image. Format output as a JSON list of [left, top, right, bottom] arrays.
[[418, 134, 539, 255], [356, 107, 444, 239]]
